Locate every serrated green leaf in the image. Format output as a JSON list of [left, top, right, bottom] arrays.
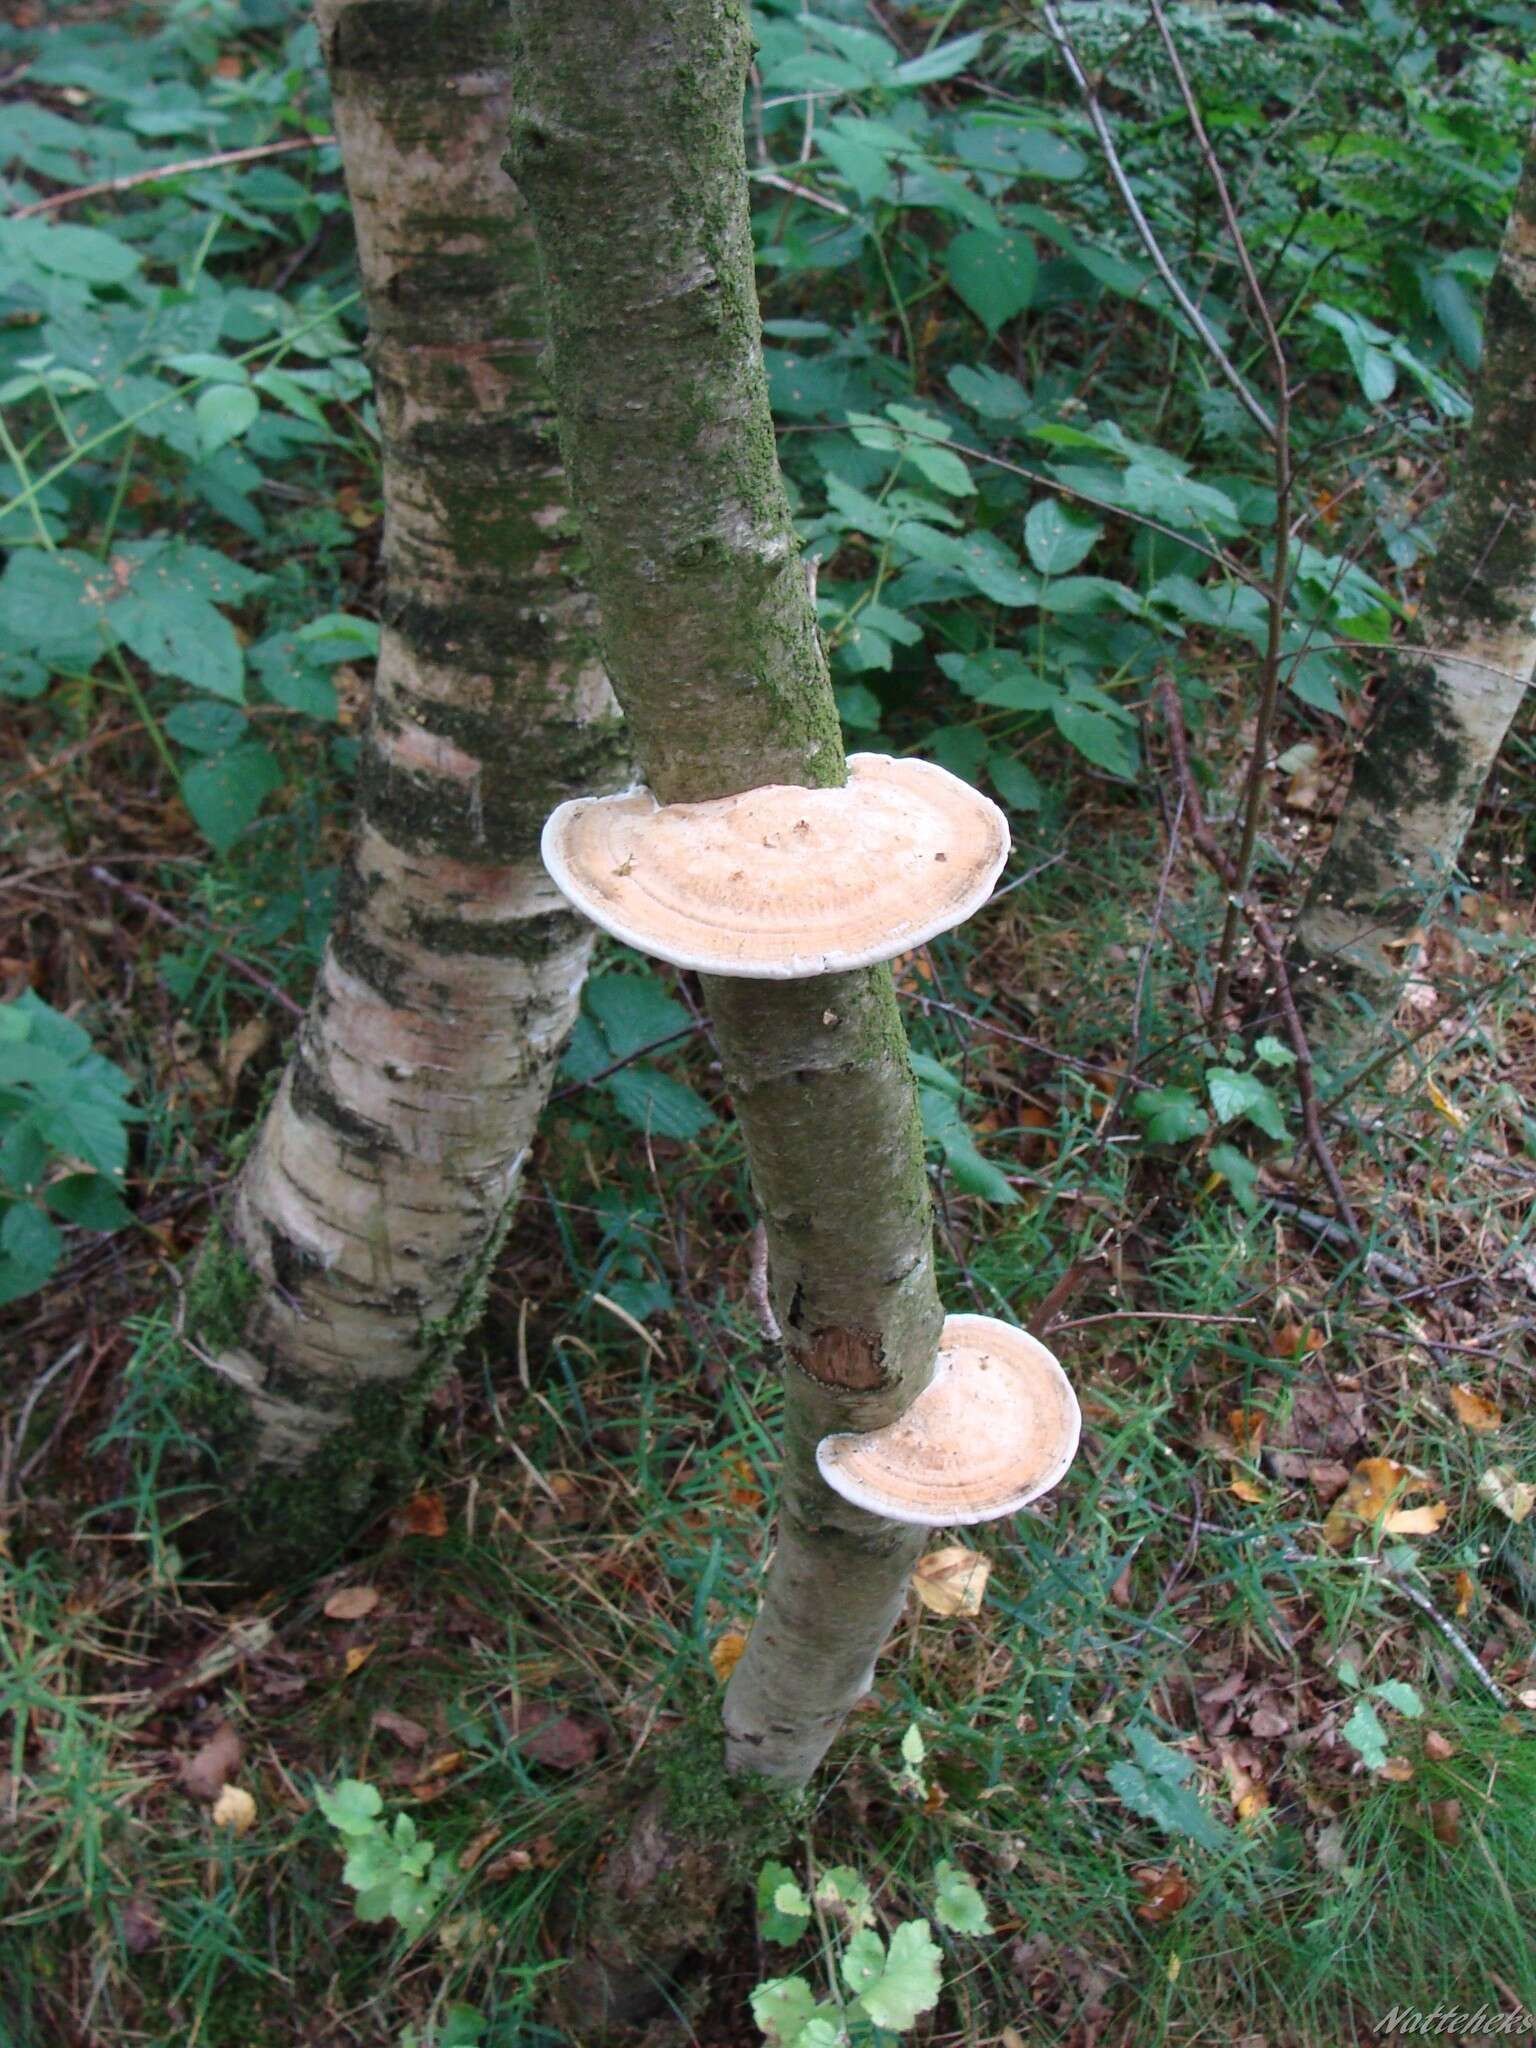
[[946, 229, 1037, 335], [182, 744, 283, 853], [1107, 1731, 1229, 1850], [751, 1976, 819, 2045], [858, 1919, 944, 2030], [1024, 496, 1101, 575], [1208, 1142, 1261, 1214], [933, 1859, 991, 1935], [1133, 1086, 1209, 1147], [43, 1172, 132, 1231], [1341, 1698, 1390, 1770], [315, 1779, 384, 1836], [195, 381, 259, 455], [1205, 1068, 1287, 1141]]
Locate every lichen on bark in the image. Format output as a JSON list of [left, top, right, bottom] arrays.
[[1293, 123, 1536, 1038], [164, 0, 627, 1580]]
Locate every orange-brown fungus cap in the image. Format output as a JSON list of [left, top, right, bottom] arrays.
[[539, 753, 1009, 979], [815, 1313, 1080, 1526]]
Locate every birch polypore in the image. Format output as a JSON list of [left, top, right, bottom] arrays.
[[541, 755, 1008, 977], [503, 0, 961, 1791], [817, 1316, 1081, 1526], [181, 0, 625, 1572], [1293, 128, 1536, 1032]]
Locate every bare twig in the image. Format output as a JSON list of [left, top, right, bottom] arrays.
[[88, 866, 305, 1020], [1158, 678, 1364, 1249], [0, 1340, 85, 1505], [11, 134, 336, 219], [1036, 1, 1276, 440], [1141, 1, 1297, 1027]]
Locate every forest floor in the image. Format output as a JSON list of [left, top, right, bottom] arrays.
[[4, 4, 1536, 2047]]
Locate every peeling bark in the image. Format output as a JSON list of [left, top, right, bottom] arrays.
[[1293, 127, 1536, 1035], [176, 0, 626, 1576], [504, 0, 944, 1798]]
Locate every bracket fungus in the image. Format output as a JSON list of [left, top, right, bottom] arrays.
[[815, 1314, 1080, 1526], [539, 752, 1008, 978]]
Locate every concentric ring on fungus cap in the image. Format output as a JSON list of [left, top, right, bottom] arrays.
[[539, 753, 1009, 979], [815, 1314, 1081, 1527]]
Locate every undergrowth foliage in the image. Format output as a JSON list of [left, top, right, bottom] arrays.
[[2, 2, 1535, 2045]]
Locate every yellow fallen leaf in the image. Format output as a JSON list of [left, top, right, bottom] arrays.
[[912, 1546, 991, 1618], [342, 1643, 375, 1676], [709, 1629, 748, 1683], [421, 1750, 463, 1780], [1382, 1502, 1448, 1537], [1235, 1788, 1269, 1822], [1322, 1457, 1436, 1546], [324, 1585, 380, 1622], [1450, 1385, 1502, 1434], [1479, 1466, 1535, 1524], [211, 1784, 256, 1835], [1425, 1077, 1466, 1130], [1229, 1408, 1266, 1456], [1228, 1472, 1266, 1505], [1453, 1570, 1476, 1618]]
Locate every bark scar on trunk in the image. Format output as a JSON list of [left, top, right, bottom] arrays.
[[800, 1324, 886, 1391]]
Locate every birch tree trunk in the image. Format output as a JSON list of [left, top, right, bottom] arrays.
[[1292, 131, 1536, 1036], [174, 0, 625, 1577], [505, 0, 944, 1797]]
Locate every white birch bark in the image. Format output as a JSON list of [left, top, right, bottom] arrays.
[[181, 0, 625, 1571], [1293, 130, 1536, 1033]]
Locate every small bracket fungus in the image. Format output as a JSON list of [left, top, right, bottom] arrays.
[[815, 1314, 1080, 1527], [539, 753, 1008, 978]]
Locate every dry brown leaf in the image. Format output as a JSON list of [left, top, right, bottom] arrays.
[[1132, 1864, 1192, 1924], [421, 1750, 464, 1779], [912, 1546, 991, 1618], [1430, 1797, 1461, 1847], [121, 1887, 163, 1955], [211, 1784, 257, 1834], [179, 1722, 241, 1802], [1449, 1385, 1503, 1434], [373, 1709, 429, 1752], [1229, 1408, 1266, 1456], [396, 1492, 449, 1539], [342, 1643, 376, 1677], [1478, 1466, 1535, 1524], [1452, 1570, 1476, 1618], [1380, 1758, 1414, 1784], [508, 1704, 603, 1770], [324, 1585, 380, 1622], [1382, 1502, 1449, 1537], [709, 1630, 748, 1683], [220, 1015, 271, 1096], [458, 1826, 501, 1873], [1424, 1730, 1455, 1762]]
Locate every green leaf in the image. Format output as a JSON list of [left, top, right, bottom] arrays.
[[1, 217, 142, 283], [918, 1084, 1019, 1205], [1341, 1699, 1390, 1771], [316, 1779, 384, 1837], [1253, 1035, 1297, 1070], [1133, 1087, 1209, 1147], [1208, 1142, 1260, 1215], [195, 382, 259, 456], [1370, 1680, 1423, 1719], [1313, 304, 1397, 404], [164, 700, 247, 755], [946, 229, 1037, 335], [1024, 497, 1100, 575], [751, 1976, 819, 2045], [853, 1919, 944, 2031], [757, 1862, 812, 1945], [988, 752, 1043, 813], [933, 1860, 991, 1936], [1107, 1729, 1229, 1850], [1052, 699, 1137, 778], [814, 1866, 874, 1932], [892, 28, 988, 84], [1, 1200, 62, 1280], [604, 1067, 714, 1142], [181, 744, 283, 853], [1205, 1068, 1287, 1141], [43, 1172, 132, 1231], [947, 362, 1032, 422], [900, 1722, 926, 1767]]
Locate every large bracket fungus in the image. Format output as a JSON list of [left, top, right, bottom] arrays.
[[815, 1314, 1081, 1526], [539, 758, 1081, 1532], [540, 752, 1009, 978]]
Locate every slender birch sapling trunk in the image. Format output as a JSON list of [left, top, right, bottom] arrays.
[[175, 0, 625, 1577], [1292, 128, 1536, 1033], [503, 0, 945, 1778]]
